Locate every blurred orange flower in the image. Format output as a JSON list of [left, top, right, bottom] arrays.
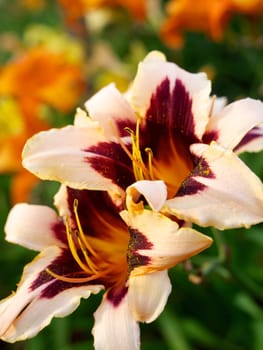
[[161, 0, 263, 47], [0, 47, 86, 202], [58, 0, 146, 32]]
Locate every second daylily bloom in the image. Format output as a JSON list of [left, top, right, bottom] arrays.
[[0, 181, 212, 348], [23, 51, 263, 230]]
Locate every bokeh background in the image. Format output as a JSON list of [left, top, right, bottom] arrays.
[[0, 1, 263, 349]]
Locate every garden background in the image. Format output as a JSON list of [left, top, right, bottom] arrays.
[[0, 1, 263, 349]]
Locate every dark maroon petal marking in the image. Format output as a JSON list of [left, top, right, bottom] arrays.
[[234, 126, 263, 152], [107, 286, 128, 307], [145, 77, 198, 145], [128, 228, 153, 272], [203, 130, 219, 144], [30, 249, 99, 299], [129, 228, 153, 250], [51, 219, 67, 245], [171, 79, 196, 139], [176, 178, 206, 197], [40, 278, 91, 299], [86, 141, 135, 189], [116, 119, 136, 137], [176, 158, 215, 197], [30, 249, 84, 295], [146, 78, 171, 126], [191, 158, 215, 178]]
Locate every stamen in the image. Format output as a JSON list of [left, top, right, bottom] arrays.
[[73, 199, 99, 259], [124, 127, 135, 136], [145, 147, 154, 180], [46, 268, 105, 283], [74, 230, 98, 274], [111, 117, 153, 181], [65, 218, 91, 273]]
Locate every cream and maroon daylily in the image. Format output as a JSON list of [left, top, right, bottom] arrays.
[[23, 51, 263, 230], [0, 181, 212, 349]]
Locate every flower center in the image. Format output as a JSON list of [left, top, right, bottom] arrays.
[[47, 199, 127, 285], [120, 117, 193, 198]]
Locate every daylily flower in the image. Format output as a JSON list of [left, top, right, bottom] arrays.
[[0, 181, 212, 348], [23, 51, 263, 230], [160, 0, 263, 47]]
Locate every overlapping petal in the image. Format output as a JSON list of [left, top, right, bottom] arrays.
[[128, 270, 172, 323], [0, 246, 102, 342], [204, 98, 263, 150], [168, 142, 263, 229], [128, 51, 211, 140], [126, 180, 167, 212], [85, 83, 137, 138], [121, 208, 212, 275], [22, 125, 122, 192], [5, 203, 65, 251], [234, 126, 263, 154], [93, 290, 140, 350]]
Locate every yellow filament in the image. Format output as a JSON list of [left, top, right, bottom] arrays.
[[73, 199, 99, 259], [65, 218, 91, 273], [145, 148, 154, 180], [124, 119, 155, 181], [74, 230, 98, 274], [46, 268, 104, 283]]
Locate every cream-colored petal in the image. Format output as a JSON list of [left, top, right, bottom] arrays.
[[22, 126, 119, 192], [129, 51, 211, 139], [0, 246, 102, 343], [73, 108, 100, 128], [127, 180, 167, 212], [93, 291, 140, 350], [210, 96, 227, 114], [235, 125, 263, 154], [128, 270, 172, 323], [167, 142, 263, 229], [85, 83, 137, 138], [4, 204, 65, 251], [121, 209, 212, 274], [53, 185, 70, 217], [206, 98, 263, 150]]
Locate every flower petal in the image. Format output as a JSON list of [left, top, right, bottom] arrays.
[[127, 180, 167, 212], [128, 270, 172, 323], [22, 126, 120, 192], [93, 289, 140, 350], [204, 98, 263, 150], [4, 203, 65, 250], [234, 126, 263, 154], [0, 246, 102, 342], [85, 83, 137, 138], [74, 107, 100, 128], [121, 209, 212, 274], [168, 142, 263, 229], [129, 51, 211, 139]]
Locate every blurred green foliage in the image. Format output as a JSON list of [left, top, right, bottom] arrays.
[[0, 1, 263, 350]]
